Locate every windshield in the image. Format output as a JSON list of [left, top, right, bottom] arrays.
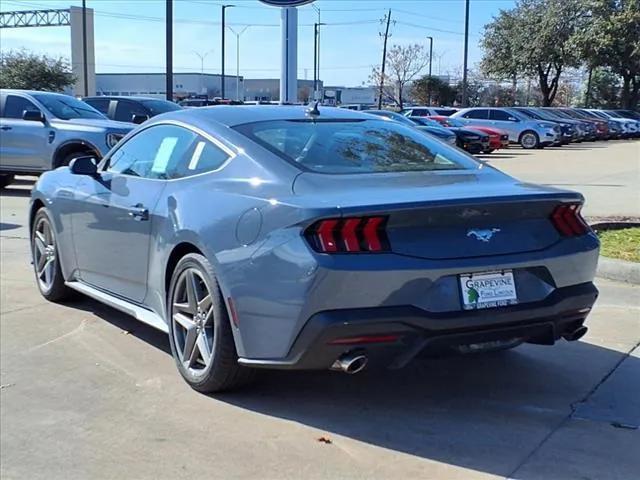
[[33, 94, 105, 120], [368, 110, 417, 126], [412, 117, 442, 127], [513, 108, 542, 120], [439, 117, 464, 127], [141, 99, 182, 115], [235, 119, 476, 174]]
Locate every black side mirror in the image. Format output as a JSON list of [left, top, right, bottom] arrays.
[[131, 114, 149, 124], [23, 109, 45, 123], [69, 156, 98, 176]]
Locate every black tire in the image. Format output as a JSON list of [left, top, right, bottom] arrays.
[[31, 208, 74, 302], [482, 149, 495, 154], [167, 253, 255, 393], [0, 174, 15, 189], [519, 130, 540, 149]]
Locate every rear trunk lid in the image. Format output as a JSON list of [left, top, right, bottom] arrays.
[[293, 169, 582, 260]]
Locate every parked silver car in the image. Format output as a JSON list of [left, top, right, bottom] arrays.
[[0, 89, 133, 188], [451, 107, 561, 149]]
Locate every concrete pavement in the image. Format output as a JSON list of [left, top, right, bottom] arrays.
[[1, 142, 639, 479]]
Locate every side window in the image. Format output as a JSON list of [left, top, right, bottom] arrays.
[[107, 125, 196, 179], [3, 95, 38, 119], [86, 98, 111, 115], [491, 109, 516, 121], [114, 100, 147, 123], [169, 136, 230, 178], [462, 109, 489, 119]]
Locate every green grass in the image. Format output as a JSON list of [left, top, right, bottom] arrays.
[[597, 227, 640, 263]]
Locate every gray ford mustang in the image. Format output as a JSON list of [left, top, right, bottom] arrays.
[[29, 106, 599, 392]]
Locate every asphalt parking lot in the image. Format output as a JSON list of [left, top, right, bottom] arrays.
[[1, 141, 639, 479]]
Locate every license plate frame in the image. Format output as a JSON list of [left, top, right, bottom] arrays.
[[459, 270, 518, 310]]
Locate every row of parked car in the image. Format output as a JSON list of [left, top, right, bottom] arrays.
[[395, 105, 640, 153], [1, 88, 638, 188]]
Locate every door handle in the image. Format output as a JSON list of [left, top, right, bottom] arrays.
[[127, 204, 149, 221], [0, 126, 11, 131]]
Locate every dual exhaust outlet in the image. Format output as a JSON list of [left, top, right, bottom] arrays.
[[329, 326, 588, 374]]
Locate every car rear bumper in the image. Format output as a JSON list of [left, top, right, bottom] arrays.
[[238, 282, 598, 371]]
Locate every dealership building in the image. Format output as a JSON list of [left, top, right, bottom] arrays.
[[95, 73, 245, 100]]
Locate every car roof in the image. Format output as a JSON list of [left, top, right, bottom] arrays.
[[0, 89, 70, 97], [85, 96, 171, 102], [155, 105, 375, 127]]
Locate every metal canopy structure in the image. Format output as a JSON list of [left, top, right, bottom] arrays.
[[0, 9, 71, 28]]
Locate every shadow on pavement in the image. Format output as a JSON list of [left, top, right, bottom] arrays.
[[0, 222, 21, 231], [60, 293, 639, 477]]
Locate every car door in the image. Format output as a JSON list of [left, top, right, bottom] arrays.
[[70, 124, 197, 302], [0, 94, 50, 171], [114, 100, 149, 124], [489, 109, 520, 140]]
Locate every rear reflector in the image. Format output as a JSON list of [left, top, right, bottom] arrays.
[[551, 203, 589, 236], [328, 334, 400, 345], [306, 216, 389, 253]]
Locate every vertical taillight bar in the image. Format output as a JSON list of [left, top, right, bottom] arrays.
[[306, 216, 389, 253]]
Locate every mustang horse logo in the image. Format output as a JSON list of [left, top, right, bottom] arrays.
[[467, 228, 501, 242]]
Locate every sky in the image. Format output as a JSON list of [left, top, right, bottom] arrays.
[[0, 0, 516, 86]]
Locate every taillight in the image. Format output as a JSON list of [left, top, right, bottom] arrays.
[[306, 216, 389, 253], [551, 203, 589, 236]]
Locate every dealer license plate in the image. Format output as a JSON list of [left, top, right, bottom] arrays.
[[459, 270, 518, 310]]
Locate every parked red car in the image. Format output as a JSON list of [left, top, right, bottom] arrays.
[[430, 115, 509, 153]]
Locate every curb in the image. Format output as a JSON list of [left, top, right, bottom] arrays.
[[596, 256, 640, 285]]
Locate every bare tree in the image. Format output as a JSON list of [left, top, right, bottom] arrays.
[[370, 44, 429, 109]]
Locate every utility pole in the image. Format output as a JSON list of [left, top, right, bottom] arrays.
[[461, 0, 470, 107], [221, 5, 234, 99], [81, 0, 88, 96], [377, 9, 392, 109], [166, 0, 173, 101], [426, 36, 433, 106], [193, 50, 213, 94]]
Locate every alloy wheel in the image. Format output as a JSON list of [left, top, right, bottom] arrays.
[[521, 133, 537, 149], [171, 268, 215, 375], [33, 216, 57, 292]]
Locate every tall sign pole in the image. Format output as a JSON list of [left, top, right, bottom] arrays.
[[259, 0, 315, 104], [221, 5, 234, 100], [81, 0, 88, 96]]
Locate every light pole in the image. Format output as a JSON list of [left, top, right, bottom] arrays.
[[193, 50, 214, 95], [312, 4, 321, 101], [426, 36, 433, 106], [313, 21, 326, 101], [227, 25, 249, 101], [221, 4, 234, 99], [462, 0, 470, 107]]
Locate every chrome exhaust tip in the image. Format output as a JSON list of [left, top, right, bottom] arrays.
[[330, 352, 368, 374], [563, 326, 588, 342]]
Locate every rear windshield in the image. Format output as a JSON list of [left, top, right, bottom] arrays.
[[141, 99, 182, 115], [234, 119, 476, 174]]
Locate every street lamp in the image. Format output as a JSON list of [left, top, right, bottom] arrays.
[[227, 25, 249, 101], [193, 50, 214, 94], [313, 21, 326, 101], [426, 36, 433, 106], [221, 4, 234, 99], [312, 4, 322, 101]]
